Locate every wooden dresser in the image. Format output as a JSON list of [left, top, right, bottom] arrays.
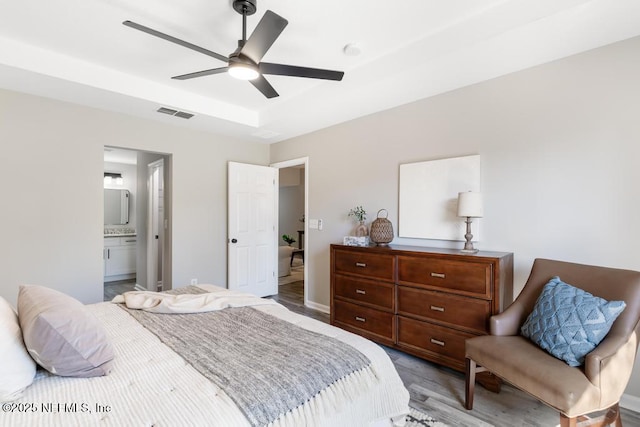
[[330, 244, 513, 373]]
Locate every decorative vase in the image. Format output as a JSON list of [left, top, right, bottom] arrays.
[[355, 220, 369, 237], [369, 209, 394, 246]]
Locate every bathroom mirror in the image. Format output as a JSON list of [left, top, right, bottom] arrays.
[[104, 189, 130, 225]]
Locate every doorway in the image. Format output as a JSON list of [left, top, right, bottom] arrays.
[[103, 147, 172, 300], [272, 158, 308, 308]]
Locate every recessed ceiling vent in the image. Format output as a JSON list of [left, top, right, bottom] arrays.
[[156, 107, 194, 119], [174, 111, 194, 119]]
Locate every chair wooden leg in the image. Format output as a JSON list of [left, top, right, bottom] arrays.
[[609, 403, 623, 427], [560, 414, 577, 427], [465, 357, 476, 410], [559, 403, 621, 427]]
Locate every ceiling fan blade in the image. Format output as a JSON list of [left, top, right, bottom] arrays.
[[249, 75, 279, 99], [240, 10, 288, 64], [172, 67, 229, 80], [260, 63, 344, 81], [123, 20, 228, 63]]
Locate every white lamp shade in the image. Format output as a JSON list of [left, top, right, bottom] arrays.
[[457, 191, 483, 218]]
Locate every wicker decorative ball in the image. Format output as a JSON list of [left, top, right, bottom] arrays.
[[369, 209, 394, 246]]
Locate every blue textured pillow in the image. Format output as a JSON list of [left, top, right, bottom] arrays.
[[521, 277, 626, 367]]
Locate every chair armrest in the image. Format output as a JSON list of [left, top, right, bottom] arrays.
[[489, 300, 528, 336], [584, 330, 638, 391]]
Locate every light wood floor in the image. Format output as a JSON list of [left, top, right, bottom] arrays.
[[271, 281, 640, 427], [103, 279, 136, 301]]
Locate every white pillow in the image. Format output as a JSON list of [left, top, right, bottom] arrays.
[[0, 296, 36, 402], [18, 285, 114, 377]]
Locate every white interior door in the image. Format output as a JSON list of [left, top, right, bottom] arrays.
[[147, 159, 164, 292], [228, 161, 277, 297]]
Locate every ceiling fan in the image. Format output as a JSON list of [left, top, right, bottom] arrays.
[[123, 0, 344, 99]]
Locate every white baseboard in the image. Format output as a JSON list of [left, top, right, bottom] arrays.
[[620, 393, 640, 413], [305, 300, 330, 314]]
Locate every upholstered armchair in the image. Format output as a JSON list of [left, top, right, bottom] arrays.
[[278, 246, 295, 277], [465, 258, 640, 427]]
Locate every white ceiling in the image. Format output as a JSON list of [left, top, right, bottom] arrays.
[[2, 0, 640, 144]]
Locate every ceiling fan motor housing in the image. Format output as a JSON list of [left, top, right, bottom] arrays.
[[233, 0, 257, 16], [229, 52, 258, 69]]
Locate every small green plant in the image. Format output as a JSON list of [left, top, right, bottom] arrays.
[[348, 206, 367, 222], [282, 234, 296, 245]]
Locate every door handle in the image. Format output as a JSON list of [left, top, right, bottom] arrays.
[[230, 238, 238, 243]]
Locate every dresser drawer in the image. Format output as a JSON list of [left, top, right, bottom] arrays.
[[397, 256, 491, 298], [397, 286, 490, 333], [397, 316, 475, 367], [334, 249, 394, 281], [333, 300, 394, 341], [334, 275, 394, 311], [104, 236, 137, 246]]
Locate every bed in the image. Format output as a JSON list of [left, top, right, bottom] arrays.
[[2, 284, 410, 426]]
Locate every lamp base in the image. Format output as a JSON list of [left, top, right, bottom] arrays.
[[461, 217, 479, 254]]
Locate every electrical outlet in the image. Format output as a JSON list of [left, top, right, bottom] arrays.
[[190, 278, 198, 285]]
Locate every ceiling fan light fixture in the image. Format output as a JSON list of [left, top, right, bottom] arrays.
[[228, 62, 259, 80]]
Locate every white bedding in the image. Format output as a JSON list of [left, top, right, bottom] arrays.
[[5, 285, 410, 426]]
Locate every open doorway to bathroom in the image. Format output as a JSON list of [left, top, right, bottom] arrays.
[[274, 159, 307, 311], [103, 147, 172, 301]]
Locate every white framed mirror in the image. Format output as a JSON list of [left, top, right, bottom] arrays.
[[104, 189, 130, 225], [398, 155, 480, 241]]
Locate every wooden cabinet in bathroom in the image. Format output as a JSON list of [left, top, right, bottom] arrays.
[[104, 236, 137, 282]]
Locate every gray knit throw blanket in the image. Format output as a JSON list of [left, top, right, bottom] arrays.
[[121, 287, 374, 426]]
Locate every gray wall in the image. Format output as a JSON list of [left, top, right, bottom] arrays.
[[0, 88, 269, 305], [270, 36, 640, 398]]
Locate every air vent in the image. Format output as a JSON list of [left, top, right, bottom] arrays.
[[157, 107, 177, 115], [174, 111, 194, 119], [156, 107, 194, 119]]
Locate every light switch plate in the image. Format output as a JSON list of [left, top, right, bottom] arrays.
[[309, 219, 319, 229]]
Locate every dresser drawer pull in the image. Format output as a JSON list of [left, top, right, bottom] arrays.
[[430, 305, 445, 312], [430, 338, 445, 347], [355, 289, 366, 295], [355, 262, 367, 268], [355, 316, 366, 322], [430, 272, 446, 279]]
